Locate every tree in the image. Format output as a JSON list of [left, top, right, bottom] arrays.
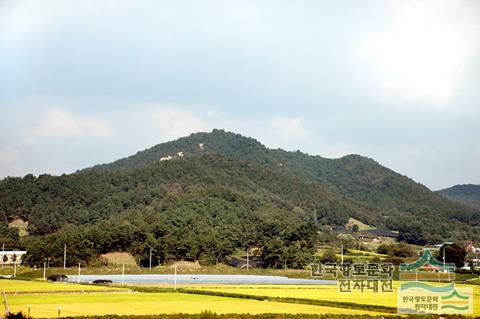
[[319, 248, 337, 263], [393, 242, 416, 258], [337, 233, 356, 250], [377, 242, 416, 258], [442, 243, 467, 268], [260, 238, 287, 269]]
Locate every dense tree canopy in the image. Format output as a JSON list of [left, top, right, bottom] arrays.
[[1, 130, 479, 267]]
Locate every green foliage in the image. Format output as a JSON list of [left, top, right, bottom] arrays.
[[0, 225, 20, 248], [441, 243, 467, 268], [1, 129, 480, 266], [336, 233, 357, 250], [376, 242, 416, 258], [437, 184, 480, 210], [15, 169, 322, 267], [319, 248, 337, 263], [87, 129, 480, 243]]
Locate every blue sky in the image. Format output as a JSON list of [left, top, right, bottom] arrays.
[[0, 0, 479, 190]]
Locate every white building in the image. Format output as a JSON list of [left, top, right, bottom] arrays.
[[0, 251, 27, 264]]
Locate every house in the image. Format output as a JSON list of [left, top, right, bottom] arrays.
[[0, 250, 27, 264], [464, 241, 476, 254]]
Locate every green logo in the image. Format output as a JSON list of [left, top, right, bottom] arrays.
[[398, 281, 473, 314], [399, 249, 455, 281]]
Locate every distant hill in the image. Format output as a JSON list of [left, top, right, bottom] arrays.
[[437, 184, 480, 210], [1, 129, 479, 267]]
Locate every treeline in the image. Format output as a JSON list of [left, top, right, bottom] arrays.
[[21, 186, 317, 268], [0, 224, 19, 249], [1, 155, 360, 238]]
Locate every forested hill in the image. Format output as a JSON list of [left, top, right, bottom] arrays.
[[86, 129, 480, 240], [2, 155, 360, 266], [437, 184, 480, 210], [0, 130, 479, 267]]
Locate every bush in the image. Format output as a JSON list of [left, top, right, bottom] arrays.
[[318, 248, 337, 263]]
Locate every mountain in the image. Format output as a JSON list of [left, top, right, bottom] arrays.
[[87, 129, 480, 241], [437, 184, 480, 210], [1, 129, 479, 267]]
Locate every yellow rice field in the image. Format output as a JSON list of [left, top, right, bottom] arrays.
[[191, 282, 480, 316], [6, 292, 384, 317]]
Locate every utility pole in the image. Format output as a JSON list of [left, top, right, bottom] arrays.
[[13, 261, 16, 278], [63, 243, 67, 269], [1, 243, 4, 269], [43, 260, 47, 280], [2, 291, 10, 316], [121, 264, 125, 285], [443, 246, 450, 281], [77, 263, 81, 283], [149, 248, 152, 272], [443, 246, 446, 269], [174, 264, 177, 290], [341, 245, 344, 266]]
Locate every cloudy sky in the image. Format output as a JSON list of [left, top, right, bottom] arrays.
[[1, 0, 479, 190]]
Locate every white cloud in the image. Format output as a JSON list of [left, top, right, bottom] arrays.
[[139, 106, 216, 143], [0, 147, 19, 165], [24, 109, 113, 144], [269, 116, 311, 147], [353, 0, 480, 106], [0, 0, 152, 45]]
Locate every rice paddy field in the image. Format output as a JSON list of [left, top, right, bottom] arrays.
[[1, 279, 384, 317], [1, 279, 479, 318], [189, 282, 480, 316], [5, 292, 385, 318]]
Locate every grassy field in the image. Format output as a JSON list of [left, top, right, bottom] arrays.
[[0, 279, 125, 294], [189, 282, 480, 316], [2, 279, 479, 317], [6, 292, 385, 317]]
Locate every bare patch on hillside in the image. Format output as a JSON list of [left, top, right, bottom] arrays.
[[345, 217, 374, 231], [168, 260, 201, 270], [100, 252, 137, 266], [8, 218, 29, 237]]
